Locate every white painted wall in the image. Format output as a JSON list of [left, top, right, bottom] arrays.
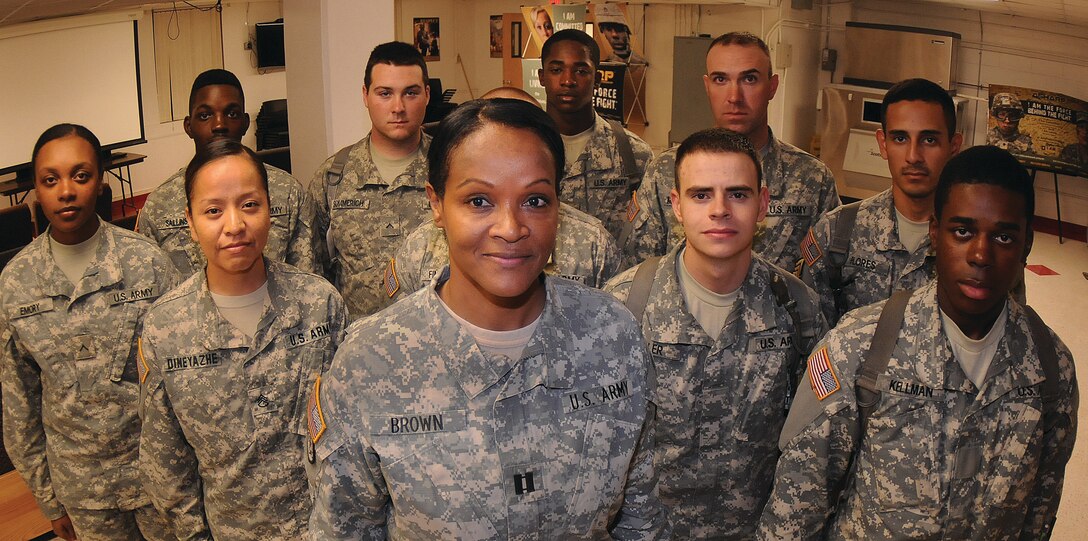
[[822, 0, 1088, 226], [283, 0, 393, 184]]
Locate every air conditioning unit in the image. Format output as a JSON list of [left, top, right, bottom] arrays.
[[843, 22, 960, 90]]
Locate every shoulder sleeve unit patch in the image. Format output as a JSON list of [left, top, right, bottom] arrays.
[[807, 346, 840, 400], [384, 257, 400, 298], [625, 190, 641, 223], [137, 337, 150, 385], [308, 376, 328, 444], [800, 228, 823, 266]]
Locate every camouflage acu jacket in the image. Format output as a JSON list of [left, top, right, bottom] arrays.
[[309, 275, 670, 540], [559, 113, 653, 241], [138, 259, 346, 540], [800, 189, 934, 327], [308, 133, 433, 319], [606, 244, 826, 539], [1, 222, 178, 519], [758, 281, 1078, 540]]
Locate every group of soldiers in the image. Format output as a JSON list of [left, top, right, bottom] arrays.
[[1, 26, 1076, 541]]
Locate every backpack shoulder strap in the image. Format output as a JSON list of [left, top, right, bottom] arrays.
[[624, 256, 661, 324], [325, 144, 355, 187], [769, 272, 802, 352], [828, 200, 862, 290], [856, 289, 912, 434], [608, 119, 639, 184], [1023, 305, 1060, 401]]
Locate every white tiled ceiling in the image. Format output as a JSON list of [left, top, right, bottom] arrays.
[[2, 0, 1088, 28], [0, 0, 183, 26]]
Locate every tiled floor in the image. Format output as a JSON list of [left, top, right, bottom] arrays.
[[1025, 232, 1088, 540]]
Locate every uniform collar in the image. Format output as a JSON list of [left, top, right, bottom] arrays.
[[643, 244, 781, 347], [895, 281, 1043, 399], [759, 128, 786, 198], [427, 270, 575, 400], [37, 219, 124, 299], [872, 189, 934, 259], [196, 258, 300, 354], [563, 113, 619, 178], [353, 132, 433, 193]]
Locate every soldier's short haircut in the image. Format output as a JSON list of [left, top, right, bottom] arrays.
[[32, 123, 104, 176], [707, 32, 771, 68], [935, 145, 1034, 226], [541, 29, 601, 69], [184, 139, 269, 210], [881, 78, 957, 136], [189, 69, 245, 113], [365, 41, 429, 90], [675, 128, 763, 189], [427, 98, 564, 198]]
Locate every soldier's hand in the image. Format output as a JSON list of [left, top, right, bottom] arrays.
[[51, 514, 78, 540]]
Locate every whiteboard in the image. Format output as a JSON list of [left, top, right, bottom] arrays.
[[0, 19, 143, 174]]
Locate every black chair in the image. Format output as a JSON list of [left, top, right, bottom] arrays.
[[0, 203, 34, 252]]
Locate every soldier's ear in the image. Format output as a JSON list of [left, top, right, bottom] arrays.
[[669, 188, 682, 224], [186, 208, 197, 242], [425, 184, 445, 228]]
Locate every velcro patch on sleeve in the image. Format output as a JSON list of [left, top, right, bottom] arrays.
[[137, 337, 149, 385], [308, 376, 327, 444], [384, 258, 400, 298], [807, 346, 840, 401], [800, 228, 823, 266], [625, 191, 640, 222]]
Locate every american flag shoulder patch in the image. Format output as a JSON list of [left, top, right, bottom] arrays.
[[807, 346, 840, 400], [384, 258, 400, 298], [308, 376, 327, 444], [625, 191, 640, 222], [800, 228, 823, 266], [137, 337, 149, 385]]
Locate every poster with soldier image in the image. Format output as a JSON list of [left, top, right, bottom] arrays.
[[413, 17, 440, 61], [987, 84, 1088, 176], [594, 3, 646, 66]]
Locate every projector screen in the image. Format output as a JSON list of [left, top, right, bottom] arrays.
[[0, 19, 144, 175]]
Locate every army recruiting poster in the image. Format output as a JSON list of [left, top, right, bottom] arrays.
[[987, 84, 1088, 176]]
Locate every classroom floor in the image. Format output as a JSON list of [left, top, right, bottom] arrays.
[[1030, 232, 1088, 540]]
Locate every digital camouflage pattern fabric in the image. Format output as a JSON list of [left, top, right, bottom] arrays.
[[987, 127, 1035, 154], [308, 134, 433, 319], [138, 259, 347, 541], [605, 244, 827, 539], [137, 164, 317, 275], [624, 131, 840, 269], [309, 274, 670, 540], [560, 113, 653, 241], [800, 189, 934, 327], [757, 281, 1078, 540], [383, 202, 626, 307], [1, 222, 178, 527]]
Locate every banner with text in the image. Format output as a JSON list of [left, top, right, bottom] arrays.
[[594, 63, 626, 121], [987, 84, 1087, 176]]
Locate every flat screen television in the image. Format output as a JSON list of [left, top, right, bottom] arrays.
[[255, 19, 285, 70]]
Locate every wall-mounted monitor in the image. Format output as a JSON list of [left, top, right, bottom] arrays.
[[255, 19, 285, 70]]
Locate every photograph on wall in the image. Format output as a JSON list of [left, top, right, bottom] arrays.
[[594, 3, 646, 66], [413, 17, 440, 61], [987, 84, 1087, 176], [489, 15, 503, 58], [522, 5, 554, 48]]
